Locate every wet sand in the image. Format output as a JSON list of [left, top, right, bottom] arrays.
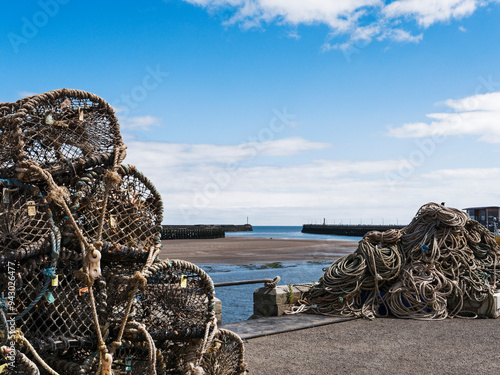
[[159, 237, 357, 265]]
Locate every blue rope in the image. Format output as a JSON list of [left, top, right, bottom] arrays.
[[0, 179, 33, 190], [15, 227, 61, 322]]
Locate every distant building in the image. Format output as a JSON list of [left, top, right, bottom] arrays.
[[463, 206, 500, 232]]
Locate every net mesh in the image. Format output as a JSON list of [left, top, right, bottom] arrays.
[[16, 249, 105, 348], [0, 180, 53, 262]]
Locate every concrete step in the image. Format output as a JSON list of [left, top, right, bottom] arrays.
[[222, 313, 355, 340]]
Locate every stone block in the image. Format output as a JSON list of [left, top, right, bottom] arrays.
[[253, 284, 314, 317], [213, 297, 222, 325]]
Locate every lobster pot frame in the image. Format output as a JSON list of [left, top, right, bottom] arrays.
[[42, 347, 100, 375], [136, 259, 216, 343], [201, 329, 247, 375], [41, 341, 166, 375], [11, 88, 123, 180], [110, 341, 168, 375], [68, 164, 163, 253]]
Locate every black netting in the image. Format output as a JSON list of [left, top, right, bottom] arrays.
[[0, 180, 53, 263], [136, 260, 215, 342], [16, 249, 105, 346]]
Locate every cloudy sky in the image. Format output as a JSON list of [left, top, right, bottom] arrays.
[[2, 0, 500, 225]]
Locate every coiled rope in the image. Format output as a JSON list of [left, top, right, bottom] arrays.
[[300, 203, 500, 320]]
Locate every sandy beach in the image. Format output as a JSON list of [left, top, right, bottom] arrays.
[[159, 237, 358, 265]]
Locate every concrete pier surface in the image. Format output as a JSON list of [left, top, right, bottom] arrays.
[[238, 315, 500, 375]]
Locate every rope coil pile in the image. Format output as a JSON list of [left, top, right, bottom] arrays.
[[0, 89, 246, 374], [300, 203, 500, 320]]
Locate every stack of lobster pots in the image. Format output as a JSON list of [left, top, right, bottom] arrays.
[[0, 89, 246, 375]]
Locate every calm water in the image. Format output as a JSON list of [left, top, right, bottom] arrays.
[[225, 225, 362, 242], [208, 226, 361, 324], [204, 261, 333, 325]]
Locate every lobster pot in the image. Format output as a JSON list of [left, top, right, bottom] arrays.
[[68, 164, 163, 253], [201, 329, 247, 375], [136, 259, 216, 343], [11, 88, 123, 180]]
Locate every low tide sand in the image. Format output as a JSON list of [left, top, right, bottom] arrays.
[[159, 237, 358, 265]]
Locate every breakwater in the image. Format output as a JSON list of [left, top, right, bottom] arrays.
[[221, 224, 253, 232], [161, 224, 252, 240], [302, 224, 405, 237]]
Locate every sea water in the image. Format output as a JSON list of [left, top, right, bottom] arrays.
[[225, 225, 362, 242], [208, 226, 361, 324]]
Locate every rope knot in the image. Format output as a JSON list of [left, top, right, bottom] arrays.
[[111, 340, 122, 350], [126, 271, 148, 298], [104, 170, 121, 187], [264, 276, 280, 289], [74, 269, 94, 286], [43, 267, 57, 280], [186, 362, 206, 375], [93, 241, 103, 252], [47, 186, 69, 206]]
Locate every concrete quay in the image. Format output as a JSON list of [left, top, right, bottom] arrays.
[[225, 314, 500, 375]]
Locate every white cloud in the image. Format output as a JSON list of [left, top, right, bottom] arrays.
[[458, 25, 467, 32], [126, 137, 330, 168], [124, 139, 500, 224], [383, 0, 478, 28], [120, 115, 162, 131], [181, 0, 497, 51], [185, 0, 380, 31], [378, 28, 423, 43], [118, 132, 500, 225], [387, 91, 500, 142]]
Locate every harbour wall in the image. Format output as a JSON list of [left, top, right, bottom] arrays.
[[161, 224, 252, 240], [302, 224, 405, 237]]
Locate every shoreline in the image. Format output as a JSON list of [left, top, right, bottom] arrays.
[[159, 237, 358, 265]]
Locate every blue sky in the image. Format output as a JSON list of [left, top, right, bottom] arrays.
[[2, 0, 500, 225]]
